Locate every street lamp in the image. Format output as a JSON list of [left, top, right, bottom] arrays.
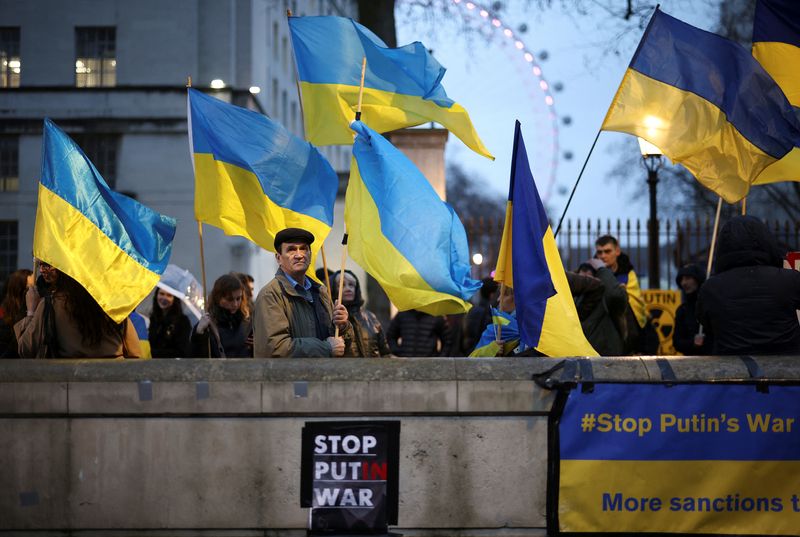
[[638, 138, 663, 289]]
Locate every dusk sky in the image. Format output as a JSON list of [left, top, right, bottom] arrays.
[[396, 0, 719, 221]]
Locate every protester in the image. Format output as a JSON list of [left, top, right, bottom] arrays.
[[333, 269, 390, 357], [253, 228, 350, 357], [14, 263, 141, 358], [387, 309, 449, 357], [567, 259, 626, 356], [595, 235, 648, 353], [191, 274, 252, 358], [0, 269, 33, 358], [462, 277, 499, 353], [232, 272, 254, 321], [148, 288, 191, 358], [672, 264, 713, 355], [698, 216, 800, 355]]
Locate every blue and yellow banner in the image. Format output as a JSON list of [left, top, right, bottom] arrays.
[[345, 120, 480, 316], [557, 383, 800, 534], [752, 0, 800, 186], [188, 88, 338, 268], [494, 121, 596, 357], [602, 8, 800, 203], [288, 15, 492, 160], [37, 119, 176, 323]]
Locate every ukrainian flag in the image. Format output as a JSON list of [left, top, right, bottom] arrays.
[[288, 15, 493, 160], [602, 8, 800, 203], [129, 311, 151, 359], [753, 0, 800, 185], [494, 121, 596, 357], [345, 120, 480, 316], [468, 309, 519, 357], [188, 89, 338, 265], [36, 119, 176, 323]]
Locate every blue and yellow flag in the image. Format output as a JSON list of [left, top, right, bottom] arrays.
[[753, 0, 800, 185], [288, 15, 493, 160], [494, 121, 596, 357], [345, 120, 480, 316], [188, 88, 338, 265], [468, 309, 519, 357], [37, 119, 176, 323], [129, 311, 151, 359], [602, 8, 800, 203]]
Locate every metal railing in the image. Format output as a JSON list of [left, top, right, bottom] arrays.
[[464, 217, 800, 290]]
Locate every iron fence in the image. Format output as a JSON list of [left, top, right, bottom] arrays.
[[464, 217, 800, 290]]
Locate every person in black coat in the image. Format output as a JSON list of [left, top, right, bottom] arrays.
[[697, 216, 800, 355], [672, 264, 713, 355], [148, 288, 191, 358], [387, 309, 448, 357], [191, 274, 252, 358]]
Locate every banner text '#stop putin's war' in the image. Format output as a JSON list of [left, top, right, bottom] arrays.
[[558, 384, 800, 535]]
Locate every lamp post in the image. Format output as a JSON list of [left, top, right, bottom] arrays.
[[638, 138, 663, 289]]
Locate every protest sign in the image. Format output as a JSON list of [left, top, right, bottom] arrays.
[[301, 421, 400, 534]]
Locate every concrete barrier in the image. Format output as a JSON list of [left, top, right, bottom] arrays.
[[1, 356, 797, 536]]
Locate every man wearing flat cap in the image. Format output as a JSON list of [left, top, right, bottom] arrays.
[[253, 227, 351, 357]]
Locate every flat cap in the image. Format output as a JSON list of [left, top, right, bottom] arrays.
[[274, 227, 315, 251]]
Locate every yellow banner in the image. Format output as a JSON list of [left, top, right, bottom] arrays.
[[643, 290, 682, 355]]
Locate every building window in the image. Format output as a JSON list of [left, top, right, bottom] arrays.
[[0, 220, 18, 286], [272, 78, 278, 117], [282, 36, 288, 74], [272, 22, 279, 61], [0, 136, 19, 192], [282, 90, 288, 126], [75, 27, 116, 87], [72, 134, 119, 188], [0, 27, 21, 88]]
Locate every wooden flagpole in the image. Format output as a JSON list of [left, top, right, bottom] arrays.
[[355, 56, 367, 122], [188, 75, 211, 357], [697, 196, 723, 338], [320, 245, 332, 293], [495, 283, 506, 346], [334, 233, 349, 339]]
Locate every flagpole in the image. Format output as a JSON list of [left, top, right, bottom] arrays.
[[495, 283, 505, 346], [334, 233, 348, 339], [320, 245, 332, 294], [355, 56, 367, 121], [553, 130, 601, 238], [286, 9, 307, 141], [697, 196, 723, 338], [187, 75, 211, 357]]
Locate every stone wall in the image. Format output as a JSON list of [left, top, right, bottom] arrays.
[[1, 356, 796, 536]]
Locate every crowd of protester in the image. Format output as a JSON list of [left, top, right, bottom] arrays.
[[2, 217, 799, 359]]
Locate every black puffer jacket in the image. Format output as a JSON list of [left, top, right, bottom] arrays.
[[387, 310, 448, 357], [697, 216, 800, 355], [673, 264, 713, 355]]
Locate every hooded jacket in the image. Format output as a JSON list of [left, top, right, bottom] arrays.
[[673, 264, 713, 355], [337, 270, 391, 357], [697, 216, 800, 355]]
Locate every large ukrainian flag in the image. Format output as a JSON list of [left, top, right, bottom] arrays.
[[188, 88, 338, 263], [602, 8, 800, 203], [345, 120, 480, 316], [753, 0, 800, 185], [288, 15, 493, 160], [37, 119, 176, 323], [494, 121, 596, 357]]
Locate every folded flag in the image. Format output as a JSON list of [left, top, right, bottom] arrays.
[[495, 121, 597, 357], [602, 8, 800, 203], [345, 120, 480, 316], [129, 311, 151, 359], [468, 309, 519, 357], [37, 119, 176, 323], [188, 88, 338, 270], [288, 15, 493, 160], [752, 0, 800, 185]]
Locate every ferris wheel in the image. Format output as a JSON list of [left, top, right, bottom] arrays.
[[398, 0, 570, 203]]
